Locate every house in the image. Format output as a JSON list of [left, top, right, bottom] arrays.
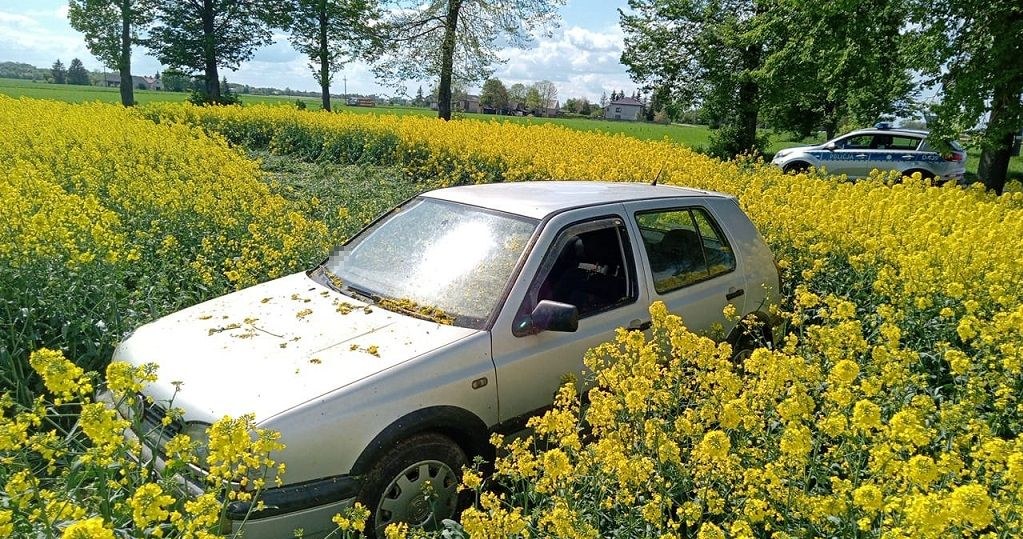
[[103, 73, 162, 90], [538, 99, 560, 118], [456, 95, 481, 114], [604, 97, 643, 121], [507, 101, 528, 116]]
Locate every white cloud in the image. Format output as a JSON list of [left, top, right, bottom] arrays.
[[491, 25, 635, 102], [0, 9, 92, 65]]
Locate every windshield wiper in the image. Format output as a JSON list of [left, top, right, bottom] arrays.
[[342, 283, 379, 305], [312, 267, 378, 304]]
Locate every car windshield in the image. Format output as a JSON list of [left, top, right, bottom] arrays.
[[323, 197, 537, 329]]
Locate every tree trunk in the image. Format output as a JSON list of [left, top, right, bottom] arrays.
[[319, 3, 331, 111], [735, 44, 762, 153], [118, 0, 135, 106], [978, 83, 1021, 194], [823, 102, 839, 141], [437, 0, 462, 121], [202, 0, 221, 104]]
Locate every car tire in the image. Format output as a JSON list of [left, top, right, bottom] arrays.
[[729, 316, 771, 364], [783, 161, 811, 175], [358, 433, 467, 538], [902, 169, 936, 183]]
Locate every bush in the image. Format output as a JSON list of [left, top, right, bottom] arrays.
[[705, 123, 770, 159]]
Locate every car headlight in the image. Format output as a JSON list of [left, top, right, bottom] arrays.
[[181, 421, 213, 469], [774, 149, 792, 159]]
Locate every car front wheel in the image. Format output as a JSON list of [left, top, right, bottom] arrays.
[[783, 161, 811, 175], [358, 433, 467, 537]]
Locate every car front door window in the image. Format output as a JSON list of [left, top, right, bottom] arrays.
[[515, 218, 637, 335]]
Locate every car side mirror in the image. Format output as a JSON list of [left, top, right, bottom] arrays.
[[519, 300, 579, 335], [824, 142, 837, 151]]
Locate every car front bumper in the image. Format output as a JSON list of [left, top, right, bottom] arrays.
[[99, 391, 358, 539]]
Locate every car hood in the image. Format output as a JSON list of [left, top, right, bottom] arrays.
[[112, 272, 478, 423]]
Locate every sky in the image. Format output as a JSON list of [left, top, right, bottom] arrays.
[[0, 1, 637, 102]]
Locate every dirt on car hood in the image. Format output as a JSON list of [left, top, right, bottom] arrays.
[[112, 272, 478, 423]]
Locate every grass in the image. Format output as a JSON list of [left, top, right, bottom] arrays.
[[0, 77, 320, 107], [256, 152, 422, 244], [4, 76, 1019, 182]]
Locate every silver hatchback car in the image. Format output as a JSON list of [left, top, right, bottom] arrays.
[[111, 181, 782, 538], [771, 124, 966, 184]]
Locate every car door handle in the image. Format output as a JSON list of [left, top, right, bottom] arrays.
[[726, 288, 745, 300], [901, 155, 915, 160], [627, 319, 651, 331], [855, 154, 868, 159]]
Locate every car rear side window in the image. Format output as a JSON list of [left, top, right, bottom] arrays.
[[887, 136, 921, 150], [636, 207, 737, 294]]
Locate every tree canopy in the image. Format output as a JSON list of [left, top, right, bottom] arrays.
[[621, 0, 918, 156], [480, 78, 509, 111], [621, 0, 771, 156], [373, 0, 564, 120], [759, 0, 916, 140], [910, 0, 1023, 192], [50, 60, 66, 84], [66, 58, 91, 85], [146, 0, 286, 104]]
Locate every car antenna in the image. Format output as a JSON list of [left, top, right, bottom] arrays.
[[651, 161, 668, 186]]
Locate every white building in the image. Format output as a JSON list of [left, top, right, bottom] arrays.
[[604, 97, 643, 121]]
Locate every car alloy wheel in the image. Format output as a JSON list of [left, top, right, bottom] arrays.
[[359, 433, 466, 537]]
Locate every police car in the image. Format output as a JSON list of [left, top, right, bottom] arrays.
[[771, 123, 967, 184]]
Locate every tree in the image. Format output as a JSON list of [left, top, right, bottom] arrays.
[[51, 59, 67, 84], [480, 78, 509, 112], [66, 58, 91, 85], [286, 0, 378, 112], [161, 69, 188, 91], [599, 91, 608, 108], [578, 97, 592, 115], [525, 85, 541, 114], [759, 0, 915, 141], [621, 0, 772, 156], [533, 79, 558, 116], [414, 85, 425, 107], [911, 0, 1023, 193], [146, 0, 286, 104], [373, 0, 564, 121], [68, 0, 154, 106], [509, 83, 528, 107]]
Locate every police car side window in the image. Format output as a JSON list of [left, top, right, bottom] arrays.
[[842, 135, 873, 149], [889, 136, 921, 151]]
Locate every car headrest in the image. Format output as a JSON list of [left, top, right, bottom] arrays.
[[660, 228, 700, 253]]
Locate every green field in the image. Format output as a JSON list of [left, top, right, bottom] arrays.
[[3, 76, 1018, 181], [0, 77, 319, 107]]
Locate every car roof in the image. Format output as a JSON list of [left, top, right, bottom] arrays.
[[843, 128, 929, 138], [423, 181, 728, 220]]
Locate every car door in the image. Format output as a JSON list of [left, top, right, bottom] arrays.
[[880, 134, 927, 174], [490, 205, 649, 424], [829, 133, 876, 178], [624, 198, 747, 340]]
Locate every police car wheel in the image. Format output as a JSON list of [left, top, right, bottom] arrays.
[[902, 169, 935, 182], [783, 162, 811, 174]]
